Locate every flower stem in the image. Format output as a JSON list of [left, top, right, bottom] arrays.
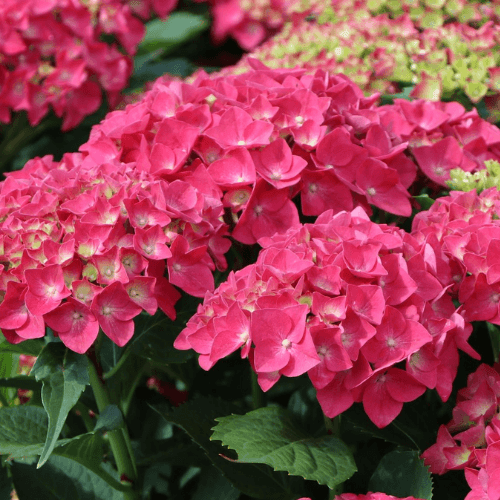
[[87, 355, 139, 500]]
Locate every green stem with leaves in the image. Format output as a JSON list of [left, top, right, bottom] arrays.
[[87, 353, 139, 500]]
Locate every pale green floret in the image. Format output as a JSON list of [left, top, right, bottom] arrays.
[[447, 160, 500, 193]]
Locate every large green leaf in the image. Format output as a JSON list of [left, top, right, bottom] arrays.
[[211, 406, 357, 490], [368, 449, 433, 500], [192, 466, 240, 500], [31, 344, 89, 467], [11, 454, 123, 500], [139, 12, 209, 56], [154, 398, 292, 500], [53, 434, 128, 492], [0, 405, 52, 458], [0, 405, 127, 492]]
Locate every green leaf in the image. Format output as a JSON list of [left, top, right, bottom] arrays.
[[99, 336, 125, 376], [0, 335, 44, 356], [0, 405, 53, 459], [139, 12, 209, 56], [0, 405, 82, 461], [368, 449, 433, 500], [10, 454, 123, 500], [94, 405, 123, 433], [193, 466, 240, 500], [0, 405, 128, 492], [104, 351, 146, 416], [130, 311, 193, 364], [31, 344, 89, 468], [53, 434, 128, 492], [342, 404, 419, 449], [153, 398, 292, 499], [414, 194, 435, 210], [131, 58, 194, 88], [380, 85, 415, 105], [211, 406, 357, 490], [142, 462, 171, 497]]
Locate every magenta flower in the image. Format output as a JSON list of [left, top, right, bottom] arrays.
[[44, 298, 99, 354], [356, 368, 427, 429], [177, 205, 475, 428], [252, 305, 320, 377], [167, 235, 214, 298], [24, 264, 71, 316], [205, 107, 273, 148], [91, 281, 142, 347]]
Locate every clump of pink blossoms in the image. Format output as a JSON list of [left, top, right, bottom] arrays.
[[336, 494, 425, 500], [196, 0, 500, 51], [0, 74, 234, 352], [175, 207, 479, 428], [422, 363, 500, 500], [230, 15, 500, 107], [191, 62, 500, 219], [300, 495, 425, 500], [0, 0, 176, 130], [412, 188, 500, 326], [1, 63, 499, 356]]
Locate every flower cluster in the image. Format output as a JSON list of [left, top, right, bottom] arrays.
[[448, 159, 500, 193], [360, 0, 500, 29], [0, 80, 233, 352], [229, 16, 500, 107], [224, 14, 416, 95], [2, 63, 499, 355], [336, 494, 425, 500], [412, 188, 500, 326], [198, 0, 500, 50], [422, 363, 500, 500], [208, 63, 500, 224], [0, 0, 176, 130], [175, 207, 478, 428], [298, 495, 425, 500], [192, 0, 316, 51]]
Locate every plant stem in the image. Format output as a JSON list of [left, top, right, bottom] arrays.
[[87, 355, 139, 500], [75, 401, 94, 433]]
